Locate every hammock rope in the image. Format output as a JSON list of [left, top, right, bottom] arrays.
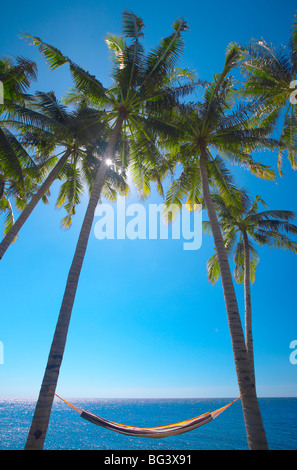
[[49, 389, 242, 439]]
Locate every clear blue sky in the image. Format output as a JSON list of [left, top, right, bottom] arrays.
[[0, 0, 297, 398]]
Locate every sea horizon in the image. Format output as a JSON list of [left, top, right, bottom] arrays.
[[1, 395, 296, 400], [1, 397, 296, 450]]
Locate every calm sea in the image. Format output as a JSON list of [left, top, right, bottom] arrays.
[[0, 397, 296, 450]]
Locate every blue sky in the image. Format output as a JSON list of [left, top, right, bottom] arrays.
[[0, 0, 297, 399]]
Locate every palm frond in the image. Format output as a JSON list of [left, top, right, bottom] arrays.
[[55, 162, 84, 228], [207, 252, 220, 285], [122, 9, 144, 41]]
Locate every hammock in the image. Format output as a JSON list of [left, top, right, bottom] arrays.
[[50, 390, 242, 439]]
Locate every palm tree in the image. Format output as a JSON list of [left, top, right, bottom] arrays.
[[0, 56, 41, 235], [0, 56, 37, 104], [164, 48, 288, 449], [236, 12, 297, 174], [23, 10, 195, 450], [0, 91, 123, 258], [0, 164, 39, 239], [205, 192, 297, 384]]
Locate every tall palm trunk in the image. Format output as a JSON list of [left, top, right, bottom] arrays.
[[0, 150, 71, 260], [242, 230, 256, 385], [24, 116, 124, 450], [199, 149, 268, 450]]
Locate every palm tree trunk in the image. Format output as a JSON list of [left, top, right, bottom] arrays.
[[0, 150, 71, 260], [199, 149, 268, 450], [242, 230, 256, 385], [0, 174, 5, 198], [24, 116, 124, 450]]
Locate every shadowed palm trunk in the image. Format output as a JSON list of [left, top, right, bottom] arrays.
[[0, 150, 71, 260], [199, 149, 268, 450], [24, 116, 124, 450], [242, 230, 256, 385]]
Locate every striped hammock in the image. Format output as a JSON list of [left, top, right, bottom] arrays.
[[51, 390, 242, 439]]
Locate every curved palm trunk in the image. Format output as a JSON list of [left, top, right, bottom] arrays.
[[24, 116, 124, 450], [242, 230, 256, 385], [199, 150, 268, 450], [0, 150, 71, 260]]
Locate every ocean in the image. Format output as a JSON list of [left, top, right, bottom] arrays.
[[0, 397, 296, 450]]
